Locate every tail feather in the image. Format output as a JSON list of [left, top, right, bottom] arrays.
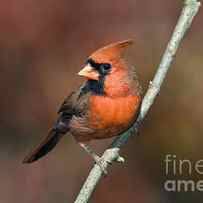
[[22, 129, 64, 164]]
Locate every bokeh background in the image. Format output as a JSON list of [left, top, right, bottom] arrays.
[[0, 0, 202, 202]]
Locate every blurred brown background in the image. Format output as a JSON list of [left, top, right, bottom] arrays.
[[0, 0, 202, 202]]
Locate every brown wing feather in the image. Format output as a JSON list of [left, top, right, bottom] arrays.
[[23, 83, 90, 163]]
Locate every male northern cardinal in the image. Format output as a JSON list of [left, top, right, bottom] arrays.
[[23, 40, 142, 173]]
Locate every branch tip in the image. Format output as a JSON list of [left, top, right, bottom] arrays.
[[116, 156, 125, 163]]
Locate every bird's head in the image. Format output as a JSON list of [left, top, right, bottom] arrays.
[[78, 39, 136, 97], [78, 39, 133, 81]]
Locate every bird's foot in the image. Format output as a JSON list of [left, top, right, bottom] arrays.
[[94, 156, 108, 175]]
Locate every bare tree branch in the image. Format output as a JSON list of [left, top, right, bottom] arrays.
[[74, 1, 201, 202]]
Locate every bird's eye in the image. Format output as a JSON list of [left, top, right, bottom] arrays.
[[100, 63, 111, 72]]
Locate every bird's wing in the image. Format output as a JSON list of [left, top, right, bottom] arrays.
[[23, 83, 91, 163], [58, 83, 90, 114]]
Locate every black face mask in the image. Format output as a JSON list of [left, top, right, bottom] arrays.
[[82, 58, 112, 95], [86, 58, 112, 76]]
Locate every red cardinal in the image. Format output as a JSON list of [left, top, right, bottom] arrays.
[[23, 40, 142, 173]]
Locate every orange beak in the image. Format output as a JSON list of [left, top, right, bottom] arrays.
[[78, 64, 99, 81]]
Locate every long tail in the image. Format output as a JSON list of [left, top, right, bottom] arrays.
[[22, 129, 64, 164]]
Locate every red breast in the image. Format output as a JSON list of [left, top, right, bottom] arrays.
[[89, 94, 141, 130]]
